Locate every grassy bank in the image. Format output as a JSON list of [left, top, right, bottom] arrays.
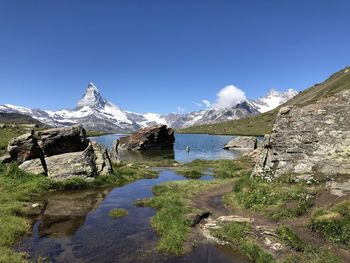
[[224, 175, 319, 220], [136, 179, 232, 255], [0, 162, 158, 262], [175, 157, 255, 179], [211, 221, 275, 262]]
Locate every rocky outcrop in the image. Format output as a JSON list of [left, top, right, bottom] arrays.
[[253, 90, 350, 178], [7, 125, 112, 180], [117, 125, 175, 151], [37, 125, 89, 156], [7, 132, 44, 163], [19, 141, 112, 180], [223, 136, 257, 150]]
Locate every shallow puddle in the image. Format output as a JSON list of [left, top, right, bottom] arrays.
[[16, 170, 250, 263]]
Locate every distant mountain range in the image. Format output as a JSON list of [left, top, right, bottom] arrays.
[[0, 83, 297, 132]]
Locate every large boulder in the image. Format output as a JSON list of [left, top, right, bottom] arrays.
[[7, 132, 43, 163], [117, 125, 175, 151], [223, 136, 257, 150], [37, 125, 89, 156], [253, 89, 350, 178], [7, 125, 89, 164], [19, 141, 112, 180]]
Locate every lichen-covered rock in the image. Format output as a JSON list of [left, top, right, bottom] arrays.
[[7, 132, 43, 163], [19, 142, 112, 180], [117, 125, 175, 151], [223, 136, 257, 150], [253, 90, 350, 178], [89, 141, 113, 176], [37, 125, 89, 156]]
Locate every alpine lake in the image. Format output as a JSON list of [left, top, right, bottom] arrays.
[[15, 134, 251, 263]]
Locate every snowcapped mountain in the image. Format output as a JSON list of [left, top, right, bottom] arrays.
[[0, 83, 297, 132], [250, 89, 298, 113]]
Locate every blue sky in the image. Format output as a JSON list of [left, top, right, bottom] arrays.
[[0, 0, 349, 114]]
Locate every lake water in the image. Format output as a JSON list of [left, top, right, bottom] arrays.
[[90, 133, 242, 163], [16, 170, 250, 263]]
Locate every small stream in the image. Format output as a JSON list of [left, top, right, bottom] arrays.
[[16, 170, 250, 263]]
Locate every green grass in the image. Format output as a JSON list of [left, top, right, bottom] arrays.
[[180, 157, 255, 179], [0, 127, 26, 156], [277, 226, 342, 263], [179, 66, 350, 136], [175, 168, 203, 179], [211, 222, 275, 263], [0, 162, 159, 262], [309, 200, 350, 249], [109, 208, 128, 218], [139, 179, 231, 255], [224, 175, 318, 220]]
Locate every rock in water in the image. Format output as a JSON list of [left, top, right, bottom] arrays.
[[37, 125, 89, 156], [253, 90, 350, 178], [117, 125, 175, 151], [223, 136, 257, 150]]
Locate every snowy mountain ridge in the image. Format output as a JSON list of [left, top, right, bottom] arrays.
[[0, 83, 297, 132]]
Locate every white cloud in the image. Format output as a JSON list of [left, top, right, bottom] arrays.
[[201, 99, 211, 108], [212, 85, 246, 109]]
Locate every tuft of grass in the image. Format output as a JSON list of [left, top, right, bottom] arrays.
[[309, 200, 350, 249], [109, 208, 128, 218], [141, 179, 231, 255], [224, 175, 318, 220], [175, 168, 203, 179], [211, 222, 275, 263]]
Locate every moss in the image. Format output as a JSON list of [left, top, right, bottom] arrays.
[[109, 208, 128, 218]]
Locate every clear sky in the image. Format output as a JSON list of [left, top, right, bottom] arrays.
[[0, 0, 349, 114]]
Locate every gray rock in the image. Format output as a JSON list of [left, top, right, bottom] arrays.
[[19, 142, 112, 180], [37, 125, 89, 156], [7, 132, 43, 163], [116, 125, 175, 151], [223, 136, 257, 150], [0, 154, 12, 164], [253, 89, 350, 178]]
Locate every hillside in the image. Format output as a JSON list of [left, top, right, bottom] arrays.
[[0, 112, 45, 126], [179, 66, 350, 136]]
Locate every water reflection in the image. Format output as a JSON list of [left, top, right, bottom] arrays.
[[17, 170, 250, 263], [91, 134, 242, 163], [39, 189, 111, 237]]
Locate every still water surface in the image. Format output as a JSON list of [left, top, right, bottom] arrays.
[[90, 133, 241, 163], [16, 170, 250, 263]]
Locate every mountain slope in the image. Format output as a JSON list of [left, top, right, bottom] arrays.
[[179, 66, 350, 136], [0, 112, 45, 126], [0, 83, 297, 132]]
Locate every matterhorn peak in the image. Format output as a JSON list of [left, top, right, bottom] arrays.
[[76, 82, 106, 109]]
